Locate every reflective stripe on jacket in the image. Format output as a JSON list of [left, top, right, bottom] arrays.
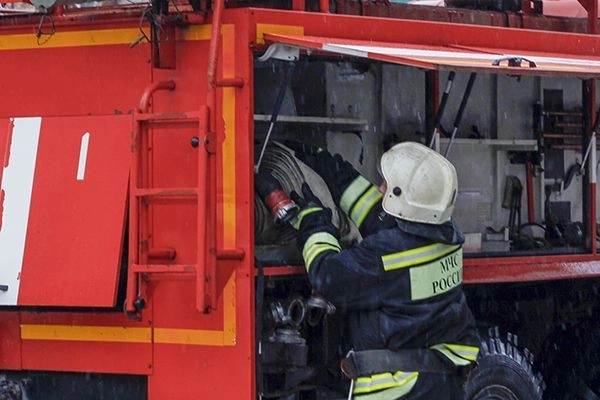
[[304, 221, 479, 353]]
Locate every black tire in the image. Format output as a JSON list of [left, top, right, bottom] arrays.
[[0, 377, 22, 400], [538, 319, 600, 399], [465, 328, 544, 400]]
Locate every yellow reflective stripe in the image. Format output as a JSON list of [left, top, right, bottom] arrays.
[[445, 343, 479, 361], [303, 232, 340, 253], [432, 347, 471, 366], [304, 244, 341, 271], [256, 24, 304, 45], [353, 383, 418, 400], [302, 232, 341, 271], [292, 206, 322, 229], [431, 343, 479, 366], [382, 243, 461, 271], [20, 324, 151, 343], [354, 371, 418, 395], [340, 176, 372, 214], [350, 186, 383, 228], [434, 343, 480, 362]]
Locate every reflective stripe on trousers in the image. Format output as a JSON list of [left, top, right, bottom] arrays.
[[352, 371, 419, 399], [431, 343, 479, 366]]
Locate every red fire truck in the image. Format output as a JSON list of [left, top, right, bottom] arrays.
[[1, 0, 600, 398]]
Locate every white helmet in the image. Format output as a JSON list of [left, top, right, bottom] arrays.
[[380, 142, 457, 225]]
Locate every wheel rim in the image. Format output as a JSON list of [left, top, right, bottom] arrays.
[[474, 384, 519, 400]]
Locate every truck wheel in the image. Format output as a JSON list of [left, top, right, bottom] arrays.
[[538, 319, 600, 398], [0, 377, 22, 400], [465, 328, 544, 400]]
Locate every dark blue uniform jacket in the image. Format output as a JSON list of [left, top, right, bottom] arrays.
[[307, 217, 479, 352]]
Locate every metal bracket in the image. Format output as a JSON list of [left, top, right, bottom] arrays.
[[257, 43, 300, 62], [492, 56, 537, 68]]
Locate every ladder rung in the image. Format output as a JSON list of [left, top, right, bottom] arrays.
[[133, 188, 198, 198], [132, 264, 196, 273]]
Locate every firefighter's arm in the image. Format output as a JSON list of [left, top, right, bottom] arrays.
[[304, 242, 383, 309], [291, 183, 342, 271], [287, 142, 391, 236], [291, 183, 380, 308]]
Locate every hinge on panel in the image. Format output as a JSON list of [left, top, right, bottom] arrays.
[[197, 106, 216, 155], [258, 43, 300, 62]]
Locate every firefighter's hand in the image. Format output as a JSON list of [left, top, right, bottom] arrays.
[[284, 141, 325, 162], [285, 141, 360, 204], [285, 140, 333, 182], [316, 153, 385, 233], [320, 154, 361, 203], [286, 142, 382, 231], [286, 142, 334, 189], [290, 183, 340, 248]]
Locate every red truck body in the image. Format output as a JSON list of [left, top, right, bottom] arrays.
[[1, 1, 600, 398]]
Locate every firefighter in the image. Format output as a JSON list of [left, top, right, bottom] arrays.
[[287, 141, 480, 399]]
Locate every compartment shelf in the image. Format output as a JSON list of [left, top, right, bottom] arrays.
[[440, 138, 538, 151], [254, 114, 367, 131]]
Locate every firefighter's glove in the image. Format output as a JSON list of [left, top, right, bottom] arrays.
[[287, 142, 382, 229], [285, 141, 326, 164], [290, 183, 340, 251], [286, 141, 359, 202], [316, 154, 382, 230], [285, 141, 332, 184], [322, 154, 361, 203]]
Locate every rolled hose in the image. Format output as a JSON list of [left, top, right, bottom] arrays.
[[255, 141, 360, 245]]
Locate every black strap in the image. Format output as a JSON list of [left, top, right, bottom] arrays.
[[340, 349, 458, 379]]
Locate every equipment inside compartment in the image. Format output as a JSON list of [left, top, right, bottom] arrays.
[[254, 57, 593, 260]]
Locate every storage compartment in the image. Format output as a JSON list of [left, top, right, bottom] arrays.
[[253, 55, 594, 259]]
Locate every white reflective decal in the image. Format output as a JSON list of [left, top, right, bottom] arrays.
[[409, 249, 463, 301], [0, 117, 41, 305], [77, 132, 90, 181], [325, 44, 600, 68]]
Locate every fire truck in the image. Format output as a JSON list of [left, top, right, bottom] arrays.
[[1, 0, 600, 398]]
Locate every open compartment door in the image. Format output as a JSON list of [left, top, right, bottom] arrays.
[[0, 115, 131, 307], [264, 33, 600, 78]]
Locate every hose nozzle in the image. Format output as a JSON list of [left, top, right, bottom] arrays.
[[256, 171, 299, 223], [264, 189, 299, 223]]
